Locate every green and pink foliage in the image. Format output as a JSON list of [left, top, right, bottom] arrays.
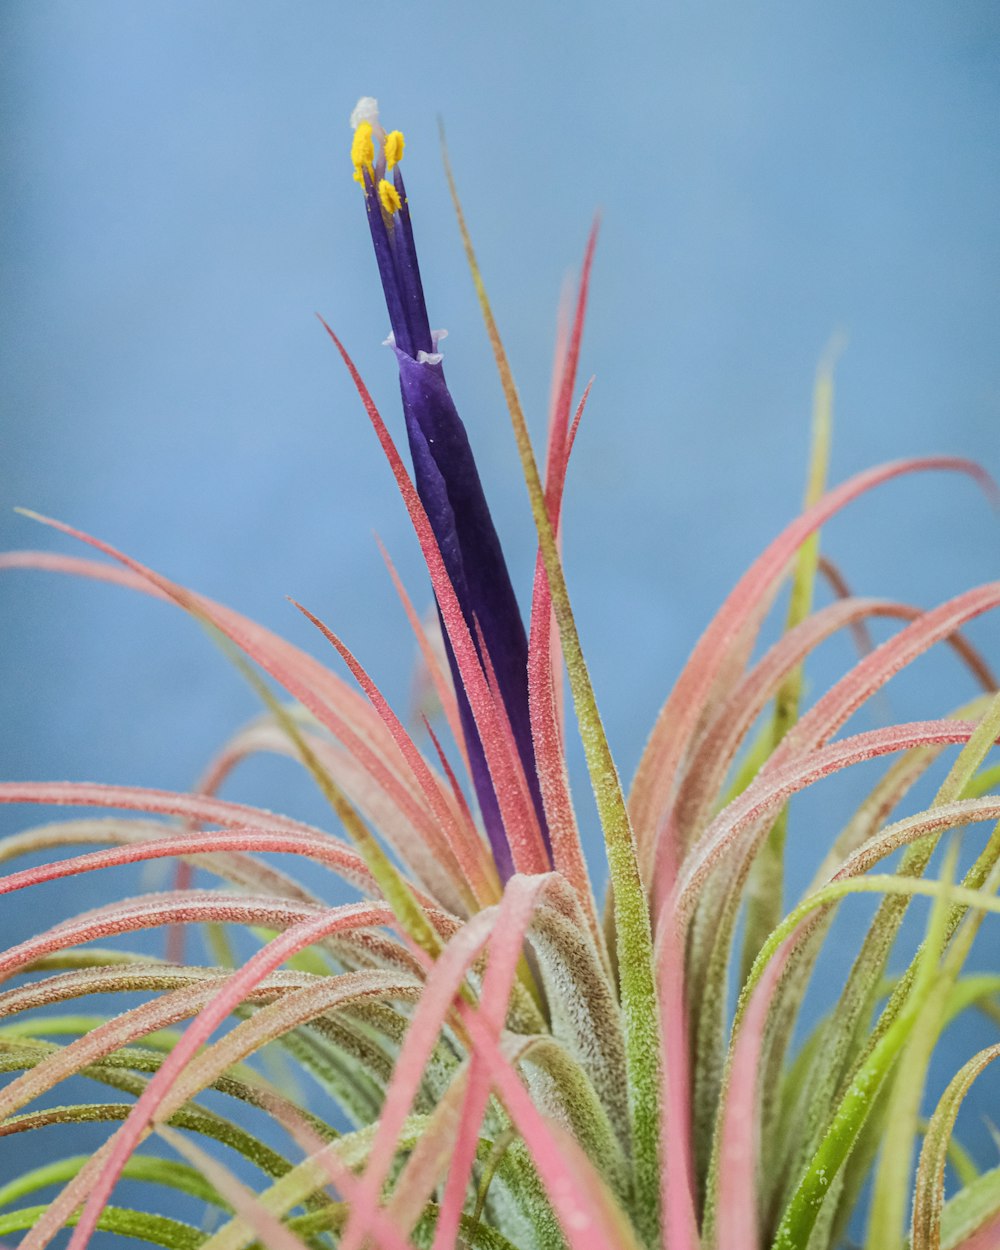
[[1, 101, 999, 1250]]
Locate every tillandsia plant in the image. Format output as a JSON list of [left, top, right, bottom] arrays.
[[1, 95, 999, 1250]]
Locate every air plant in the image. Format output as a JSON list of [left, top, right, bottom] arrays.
[[0, 95, 999, 1250]]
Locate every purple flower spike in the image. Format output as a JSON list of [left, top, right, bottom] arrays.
[[350, 99, 550, 880]]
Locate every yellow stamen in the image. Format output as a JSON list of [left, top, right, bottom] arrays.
[[378, 179, 402, 216], [350, 121, 375, 183], [384, 130, 405, 169]]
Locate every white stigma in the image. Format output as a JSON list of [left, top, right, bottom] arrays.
[[350, 97, 380, 130]]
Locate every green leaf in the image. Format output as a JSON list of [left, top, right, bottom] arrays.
[[959, 762, 1000, 801], [0, 1204, 206, 1250], [778, 695, 1000, 1233], [442, 141, 660, 1241], [0, 1154, 229, 1210], [0, 1014, 182, 1051], [913, 1044, 1000, 1249], [725, 870, 1000, 1249], [740, 342, 839, 985], [866, 836, 963, 1250]]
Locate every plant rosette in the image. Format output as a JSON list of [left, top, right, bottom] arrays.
[[1, 97, 998, 1250]]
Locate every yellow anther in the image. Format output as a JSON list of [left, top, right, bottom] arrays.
[[378, 179, 402, 216], [350, 121, 375, 182], [384, 130, 405, 169]]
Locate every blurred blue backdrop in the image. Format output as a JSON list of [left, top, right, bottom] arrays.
[[1, 0, 998, 1224]]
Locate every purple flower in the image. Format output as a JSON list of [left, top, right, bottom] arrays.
[[350, 100, 549, 880]]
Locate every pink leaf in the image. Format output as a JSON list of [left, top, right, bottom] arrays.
[[337, 897, 529, 1250], [674, 591, 993, 848], [62, 901, 401, 1250], [674, 718, 996, 921], [0, 781, 380, 895], [451, 990, 642, 1250], [292, 597, 497, 907], [953, 1211, 1000, 1250], [375, 534, 469, 770], [714, 938, 796, 1250], [318, 322, 551, 873], [431, 876, 555, 1249], [770, 582, 1000, 768], [630, 456, 996, 877], [3, 540, 462, 893], [523, 230, 600, 943]]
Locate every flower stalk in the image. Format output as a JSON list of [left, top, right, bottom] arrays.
[[350, 98, 550, 883]]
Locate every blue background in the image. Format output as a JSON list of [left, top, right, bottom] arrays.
[[1, 0, 998, 1228]]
